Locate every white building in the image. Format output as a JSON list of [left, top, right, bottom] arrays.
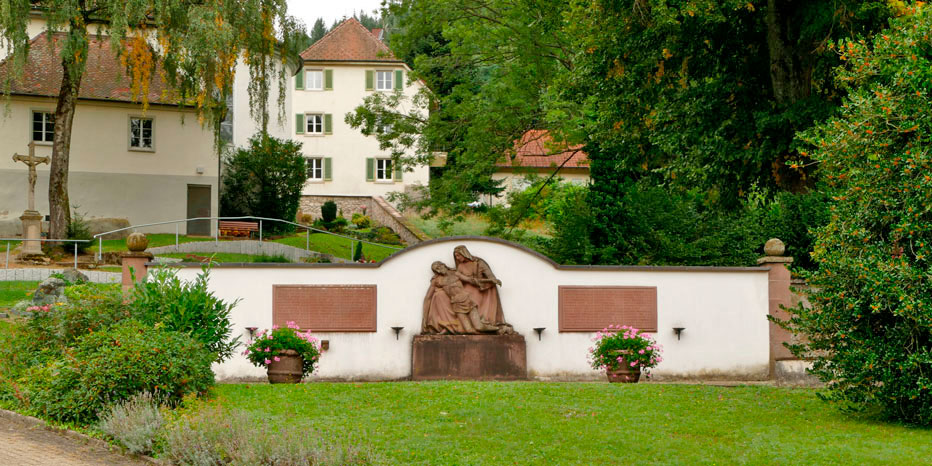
[[292, 18, 429, 201]]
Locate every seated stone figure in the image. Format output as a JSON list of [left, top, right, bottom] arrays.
[[422, 260, 515, 335]]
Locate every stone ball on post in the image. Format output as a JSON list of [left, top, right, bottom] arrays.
[[764, 238, 786, 257], [126, 232, 149, 252]]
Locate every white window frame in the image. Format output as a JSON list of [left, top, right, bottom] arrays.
[[375, 70, 393, 91], [306, 157, 324, 181], [375, 158, 393, 182], [305, 70, 323, 91], [31, 110, 54, 144], [128, 116, 155, 152], [306, 113, 323, 134]]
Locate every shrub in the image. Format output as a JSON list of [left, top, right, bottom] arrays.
[[321, 201, 338, 223], [253, 254, 290, 263], [781, 9, 932, 425], [244, 321, 321, 380], [373, 226, 402, 245], [353, 240, 364, 262], [588, 325, 663, 376], [28, 320, 214, 423], [98, 392, 163, 455], [298, 212, 314, 225], [66, 206, 92, 254], [129, 267, 239, 363], [351, 213, 371, 229], [220, 134, 306, 235]]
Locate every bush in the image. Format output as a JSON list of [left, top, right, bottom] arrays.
[[781, 9, 932, 425], [351, 213, 371, 229], [253, 254, 290, 263], [220, 134, 306, 235], [66, 206, 92, 254], [23, 283, 130, 355], [321, 201, 338, 223], [28, 320, 214, 423], [129, 267, 239, 363], [98, 392, 163, 455], [353, 241, 364, 262], [373, 226, 402, 246]]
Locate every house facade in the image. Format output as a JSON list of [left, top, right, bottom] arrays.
[[0, 31, 218, 236], [292, 19, 429, 210], [488, 130, 590, 205]]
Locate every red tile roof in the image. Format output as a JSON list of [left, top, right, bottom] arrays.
[[300, 18, 401, 63], [370, 28, 384, 41], [0, 32, 180, 105], [498, 130, 589, 169]]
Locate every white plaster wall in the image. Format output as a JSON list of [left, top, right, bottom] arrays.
[[230, 58, 293, 147], [176, 238, 771, 381], [489, 171, 591, 205], [291, 63, 429, 197]]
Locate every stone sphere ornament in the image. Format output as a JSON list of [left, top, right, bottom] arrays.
[[126, 232, 149, 252], [764, 238, 785, 256]]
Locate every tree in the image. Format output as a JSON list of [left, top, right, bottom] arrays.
[[219, 134, 307, 234], [782, 5, 932, 425], [0, 1, 304, 239], [309, 18, 328, 44]]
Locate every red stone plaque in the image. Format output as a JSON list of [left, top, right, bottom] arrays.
[[558, 286, 657, 332], [272, 285, 377, 332]]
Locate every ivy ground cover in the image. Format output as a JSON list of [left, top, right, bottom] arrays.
[[191, 382, 931, 465]]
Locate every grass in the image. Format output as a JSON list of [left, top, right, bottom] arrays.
[[90, 233, 213, 253], [154, 252, 291, 263], [188, 383, 932, 465], [0, 281, 38, 310], [409, 213, 491, 238], [272, 232, 399, 262]]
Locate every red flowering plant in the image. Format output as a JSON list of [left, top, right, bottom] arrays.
[[243, 321, 321, 379], [588, 325, 663, 375]]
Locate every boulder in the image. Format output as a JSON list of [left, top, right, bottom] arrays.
[[33, 277, 66, 305], [61, 268, 89, 284], [87, 218, 131, 240]]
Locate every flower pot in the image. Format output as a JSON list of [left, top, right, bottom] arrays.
[[606, 365, 641, 383], [267, 349, 304, 384]]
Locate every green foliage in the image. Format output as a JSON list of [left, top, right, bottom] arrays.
[[245, 323, 321, 379], [28, 320, 214, 424], [353, 241, 364, 262], [588, 325, 663, 373], [129, 267, 239, 363], [23, 283, 130, 355], [220, 134, 307, 235], [780, 7, 932, 426], [98, 392, 164, 456], [321, 201, 338, 223], [65, 206, 92, 253], [351, 213, 372, 229], [252, 254, 290, 263]]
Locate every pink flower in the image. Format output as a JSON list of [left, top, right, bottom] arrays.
[[264, 347, 270, 352], [268, 335, 273, 340], [271, 324, 279, 330], [243, 349, 251, 355], [264, 359, 271, 364], [274, 356, 281, 362], [638, 349, 645, 354], [630, 361, 637, 367]]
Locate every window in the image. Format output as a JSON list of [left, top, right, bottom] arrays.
[[306, 114, 323, 134], [375, 70, 393, 91], [129, 117, 154, 150], [305, 70, 323, 90], [306, 158, 323, 181], [376, 117, 393, 134], [376, 158, 393, 181], [32, 111, 54, 143]]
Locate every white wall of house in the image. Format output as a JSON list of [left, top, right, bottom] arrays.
[[291, 62, 429, 197], [0, 96, 218, 234], [230, 58, 294, 148], [174, 237, 771, 381], [489, 170, 591, 205]]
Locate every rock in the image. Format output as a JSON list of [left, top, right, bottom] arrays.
[[126, 232, 148, 252], [100, 251, 123, 265], [61, 268, 89, 284], [0, 313, 8, 319], [10, 301, 32, 317], [764, 238, 786, 257], [33, 277, 66, 305]]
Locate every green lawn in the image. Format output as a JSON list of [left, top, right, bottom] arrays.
[[0, 281, 38, 309], [272, 232, 399, 262], [190, 383, 931, 465], [90, 233, 213, 253], [155, 252, 290, 263]]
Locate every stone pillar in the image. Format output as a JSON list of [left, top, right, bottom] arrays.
[[18, 210, 44, 257], [757, 238, 794, 378], [121, 232, 152, 291]]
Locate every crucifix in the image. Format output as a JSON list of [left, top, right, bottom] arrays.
[[12, 142, 50, 212]]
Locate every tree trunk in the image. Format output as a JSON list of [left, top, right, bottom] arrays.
[[48, 55, 85, 240], [765, 0, 812, 105]]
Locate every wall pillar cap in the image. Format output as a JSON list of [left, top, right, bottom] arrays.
[[757, 256, 793, 265], [121, 251, 154, 260]]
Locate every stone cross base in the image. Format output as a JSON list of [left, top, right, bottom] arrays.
[[18, 210, 44, 257], [412, 334, 527, 380]]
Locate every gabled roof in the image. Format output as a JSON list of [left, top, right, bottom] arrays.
[[498, 130, 589, 169], [0, 32, 179, 105], [370, 28, 384, 41], [300, 18, 401, 63]]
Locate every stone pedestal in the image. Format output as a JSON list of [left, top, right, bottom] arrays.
[[758, 241, 794, 379], [18, 210, 44, 257], [412, 334, 527, 381], [121, 252, 153, 290]]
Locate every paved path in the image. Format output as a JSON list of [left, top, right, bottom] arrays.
[[0, 414, 150, 465]]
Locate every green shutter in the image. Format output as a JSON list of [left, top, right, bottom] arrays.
[[295, 114, 305, 134], [366, 158, 375, 181], [324, 69, 333, 90], [324, 157, 332, 181], [365, 70, 374, 90], [394, 70, 403, 91], [324, 114, 332, 134], [295, 69, 304, 90], [394, 161, 403, 181]]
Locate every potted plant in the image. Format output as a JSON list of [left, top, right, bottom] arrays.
[[244, 321, 321, 383], [589, 325, 663, 383]]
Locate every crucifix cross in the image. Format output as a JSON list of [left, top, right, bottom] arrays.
[[12, 142, 50, 212]]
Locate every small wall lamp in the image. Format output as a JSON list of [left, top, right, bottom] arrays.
[[245, 326, 258, 339], [533, 327, 546, 341], [672, 327, 685, 340], [391, 326, 404, 340], [320, 340, 330, 351]]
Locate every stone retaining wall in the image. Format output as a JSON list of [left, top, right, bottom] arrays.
[[148, 240, 344, 263], [298, 195, 430, 245], [0, 268, 119, 284]]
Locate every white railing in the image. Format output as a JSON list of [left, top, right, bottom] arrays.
[[1, 238, 91, 269]]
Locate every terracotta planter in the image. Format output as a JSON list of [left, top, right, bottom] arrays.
[[266, 349, 304, 384], [606, 366, 641, 383]]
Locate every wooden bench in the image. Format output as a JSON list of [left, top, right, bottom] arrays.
[[219, 220, 259, 238], [185, 254, 212, 263]]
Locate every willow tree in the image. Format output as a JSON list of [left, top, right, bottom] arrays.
[[0, 1, 304, 239]]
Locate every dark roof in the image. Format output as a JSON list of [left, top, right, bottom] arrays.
[[497, 130, 589, 169], [0, 32, 179, 105], [300, 18, 401, 63]]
